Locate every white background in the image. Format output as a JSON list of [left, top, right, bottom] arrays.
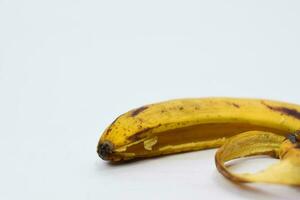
[[1, 1, 300, 199]]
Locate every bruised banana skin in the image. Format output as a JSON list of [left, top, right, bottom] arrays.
[[97, 98, 300, 162]]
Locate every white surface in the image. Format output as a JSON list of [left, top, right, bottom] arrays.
[[1, 1, 300, 199]]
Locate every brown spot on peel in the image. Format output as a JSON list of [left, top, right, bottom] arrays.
[[262, 101, 300, 120], [131, 106, 148, 117], [104, 115, 121, 136], [127, 128, 152, 141], [226, 102, 240, 108], [232, 103, 240, 108], [127, 124, 162, 141], [105, 127, 112, 136]]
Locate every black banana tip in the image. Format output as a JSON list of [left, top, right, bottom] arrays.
[[286, 132, 300, 149], [97, 141, 113, 160]]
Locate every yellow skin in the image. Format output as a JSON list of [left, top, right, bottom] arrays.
[[215, 131, 300, 185], [98, 98, 300, 161], [97, 97, 300, 185]]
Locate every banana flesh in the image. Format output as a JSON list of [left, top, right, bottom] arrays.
[[97, 98, 300, 185]]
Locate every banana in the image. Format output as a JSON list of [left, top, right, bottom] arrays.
[[97, 98, 300, 160], [97, 97, 300, 185]]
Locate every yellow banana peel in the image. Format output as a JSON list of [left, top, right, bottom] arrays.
[[215, 131, 300, 185], [97, 98, 300, 186]]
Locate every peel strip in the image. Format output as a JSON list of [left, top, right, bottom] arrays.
[[215, 131, 300, 186]]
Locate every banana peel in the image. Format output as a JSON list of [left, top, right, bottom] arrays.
[[97, 98, 300, 186], [215, 131, 300, 185]]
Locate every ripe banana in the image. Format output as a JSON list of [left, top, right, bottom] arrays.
[[97, 97, 300, 185]]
